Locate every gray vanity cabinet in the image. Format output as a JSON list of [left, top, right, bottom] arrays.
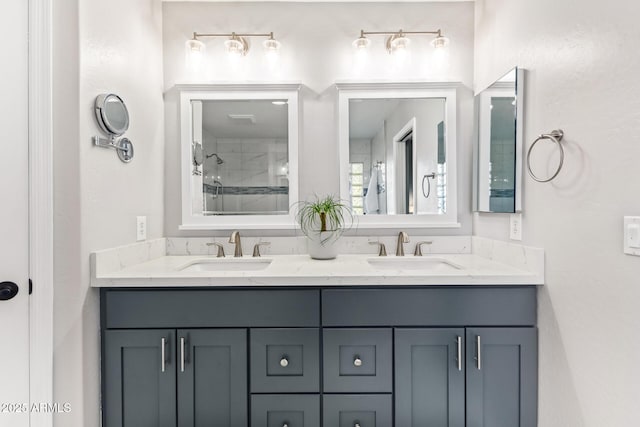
[[102, 287, 537, 427], [394, 329, 465, 427], [466, 328, 538, 427], [103, 329, 177, 427]]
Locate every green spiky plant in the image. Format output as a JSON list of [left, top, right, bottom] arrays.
[[295, 195, 354, 245]]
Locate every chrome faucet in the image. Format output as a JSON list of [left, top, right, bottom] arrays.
[[396, 231, 410, 256], [229, 231, 243, 257]]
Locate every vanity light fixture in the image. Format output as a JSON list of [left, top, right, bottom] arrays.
[[353, 29, 449, 55], [186, 31, 281, 58]]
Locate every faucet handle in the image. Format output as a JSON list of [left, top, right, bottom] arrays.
[[252, 242, 271, 257], [413, 241, 433, 256], [369, 241, 387, 256], [206, 242, 225, 257]]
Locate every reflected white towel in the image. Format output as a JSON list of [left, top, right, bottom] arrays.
[[364, 168, 379, 214]]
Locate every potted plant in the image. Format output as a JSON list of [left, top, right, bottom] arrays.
[[295, 195, 354, 260]]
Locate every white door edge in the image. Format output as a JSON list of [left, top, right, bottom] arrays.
[[28, 0, 54, 425]]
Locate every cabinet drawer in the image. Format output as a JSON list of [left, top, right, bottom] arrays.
[[103, 289, 319, 328], [323, 395, 392, 427], [251, 328, 320, 393], [251, 395, 320, 427], [322, 288, 536, 326], [323, 329, 392, 393]]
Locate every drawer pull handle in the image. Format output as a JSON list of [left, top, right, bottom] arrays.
[[282, 423, 289, 427], [353, 356, 363, 367], [354, 422, 361, 427], [280, 356, 289, 368]]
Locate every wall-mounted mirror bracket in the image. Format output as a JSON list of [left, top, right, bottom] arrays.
[[93, 135, 135, 163]]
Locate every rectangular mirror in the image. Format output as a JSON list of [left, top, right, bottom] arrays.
[[474, 67, 524, 213], [180, 84, 300, 229], [338, 83, 460, 228]]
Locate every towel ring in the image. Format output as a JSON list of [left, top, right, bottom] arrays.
[[422, 173, 436, 198], [526, 129, 564, 183]]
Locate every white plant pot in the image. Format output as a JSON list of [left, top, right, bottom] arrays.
[[307, 231, 339, 260]]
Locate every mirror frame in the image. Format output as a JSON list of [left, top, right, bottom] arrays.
[[178, 83, 301, 230], [337, 82, 460, 228], [94, 93, 130, 137], [473, 67, 525, 213]]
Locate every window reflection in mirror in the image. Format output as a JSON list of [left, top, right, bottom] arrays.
[[475, 67, 523, 213], [191, 99, 290, 215], [348, 98, 446, 216]]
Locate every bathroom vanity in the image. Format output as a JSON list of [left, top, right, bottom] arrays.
[[94, 237, 542, 427]]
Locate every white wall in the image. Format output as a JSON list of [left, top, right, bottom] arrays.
[[474, 0, 640, 425], [162, 1, 475, 236], [53, 1, 165, 426]]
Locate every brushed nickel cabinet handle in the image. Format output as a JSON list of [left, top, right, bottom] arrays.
[[476, 335, 482, 370], [456, 336, 462, 371], [353, 356, 363, 367], [180, 337, 185, 373], [161, 338, 166, 373]]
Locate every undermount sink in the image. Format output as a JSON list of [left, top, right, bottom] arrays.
[[179, 258, 272, 272], [367, 257, 463, 272]]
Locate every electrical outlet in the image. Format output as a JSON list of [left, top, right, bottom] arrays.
[[624, 216, 640, 256], [136, 216, 147, 242], [510, 213, 522, 241]]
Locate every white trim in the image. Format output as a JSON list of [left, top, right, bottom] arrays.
[[337, 82, 460, 228], [178, 84, 301, 230], [28, 0, 54, 425]]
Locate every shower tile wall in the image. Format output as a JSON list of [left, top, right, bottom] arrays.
[[489, 137, 515, 212], [204, 138, 289, 213]]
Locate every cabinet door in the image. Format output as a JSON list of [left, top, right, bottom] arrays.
[[177, 329, 247, 427], [395, 328, 465, 427], [104, 329, 176, 427], [466, 328, 537, 427]]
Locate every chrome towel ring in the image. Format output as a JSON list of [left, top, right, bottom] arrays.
[[526, 129, 565, 182]]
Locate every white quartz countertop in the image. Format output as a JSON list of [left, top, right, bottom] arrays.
[[90, 252, 543, 287]]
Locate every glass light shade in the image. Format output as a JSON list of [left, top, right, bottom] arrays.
[[263, 38, 281, 52], [390, 35, 411, 52], [225, 38, 246, 56], [186, 38, 205, 53], [431, 36, 450, 49], [185, 38, 205, 70], [352, 36, 371, 50]]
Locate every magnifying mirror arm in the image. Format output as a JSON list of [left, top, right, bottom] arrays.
[[93, 135, 135, 163]]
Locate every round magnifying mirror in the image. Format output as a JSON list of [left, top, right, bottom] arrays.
[[193, 142, 203, 166], [95, 94, 130, 137]]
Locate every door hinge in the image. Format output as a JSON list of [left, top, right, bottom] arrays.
[[29, 278, 33, 295]]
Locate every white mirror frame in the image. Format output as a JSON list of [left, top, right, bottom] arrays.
[[337, 82, 460, 228], [179, 83, 300, 230]]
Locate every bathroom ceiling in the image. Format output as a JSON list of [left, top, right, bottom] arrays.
[[201, 100, 288, 139], [163, 0, 473, 2]]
